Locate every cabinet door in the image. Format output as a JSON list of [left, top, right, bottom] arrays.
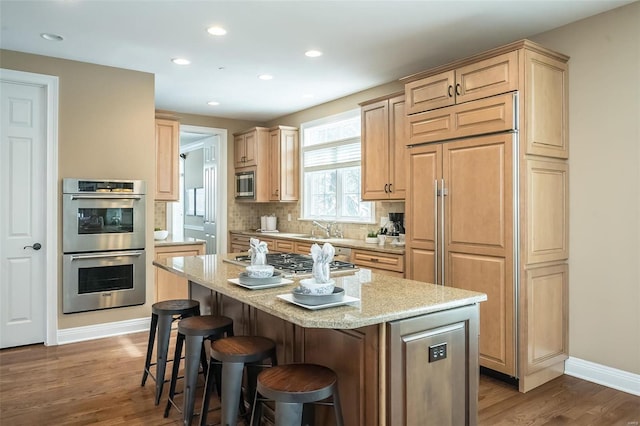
[[455, 51, 518, 104], [269, 128, 299, 202], [268, 130, 281, 201], [361, 99, 390, 200], [233, 134, 246, 168], [405, 144, 440, 283], [389, 95, 407, 200], [243, 130, 257, 166], [443, 134, 515, 376], [405, 70, 455, 114], [155, 119, 180, 201]]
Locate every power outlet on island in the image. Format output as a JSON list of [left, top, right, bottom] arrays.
[[428, 343, 447, 362]]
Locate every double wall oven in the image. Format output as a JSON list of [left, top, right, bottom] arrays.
[[62, 178, 146, 314]]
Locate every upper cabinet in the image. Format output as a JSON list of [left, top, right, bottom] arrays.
[[233, 125, 299, 203], [269, 126, 299, 202], [155, 118, 180, 201], [361, 93, 406, 200], [404, 51, 518, 115], [234, 127, 268, 168]]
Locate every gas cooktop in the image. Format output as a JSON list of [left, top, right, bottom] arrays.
[[233, 253, 357, 277]]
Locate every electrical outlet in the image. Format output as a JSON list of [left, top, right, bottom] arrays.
[[287, 213, 291, 221], [428, 343, 447, 362]]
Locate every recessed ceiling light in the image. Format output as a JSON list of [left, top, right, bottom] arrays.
[[41, 33, 64, 42], [207, 26, 227, 36], [171, 58, 191, 65], [305, 50, 322, 58], [258, 74, 273, 81], [207, 101, 220, 106]]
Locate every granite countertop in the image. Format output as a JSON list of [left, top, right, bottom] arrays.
[[153, 254, 486, 330], [229, 230, 405, 255], [154, 236, 206, 247]]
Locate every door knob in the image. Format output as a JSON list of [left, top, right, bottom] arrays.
[[24, 243, 42, 250]]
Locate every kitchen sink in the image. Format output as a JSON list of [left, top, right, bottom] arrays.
[[290, 234, 325, 240]]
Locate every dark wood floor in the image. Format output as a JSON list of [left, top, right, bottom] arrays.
[[1, 331, 638, 425]]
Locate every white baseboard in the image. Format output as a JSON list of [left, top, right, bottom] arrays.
[[565, 356, 640, 396], [57, 317, 150, 345]]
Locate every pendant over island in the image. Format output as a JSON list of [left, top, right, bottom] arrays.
[[153, 254, 487, 426]]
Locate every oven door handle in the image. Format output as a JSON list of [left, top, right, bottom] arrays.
[[70, 194, 142, 200], [70, 251, 144, 260]]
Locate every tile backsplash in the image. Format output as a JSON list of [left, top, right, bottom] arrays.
[[156, 200, 404, 241]]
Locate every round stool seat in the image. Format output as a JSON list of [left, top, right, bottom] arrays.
[[210, 336, 276, 364], [177, 315, 234, 336], [257, 364, 337, 404], [152, 299, 199, 316]]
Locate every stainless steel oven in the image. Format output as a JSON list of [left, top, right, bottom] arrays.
[[62, 250, 146, 314], [62, 178, 146, 253], [62, 178, 146, 314]]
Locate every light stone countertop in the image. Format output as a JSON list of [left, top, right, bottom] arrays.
[[153, 254, 487, 330], [154, 236, 206, 248], [229, 230, 405, 255]]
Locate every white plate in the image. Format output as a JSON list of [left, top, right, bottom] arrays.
[[228, 278, 293, 290], [277, 293, 360, 310]]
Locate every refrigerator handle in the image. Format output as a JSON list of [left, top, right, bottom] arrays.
[[441, 178, 446, 286], [434, 179, 439, 285]]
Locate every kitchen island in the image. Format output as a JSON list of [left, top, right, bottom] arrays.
[[153, 254, 487, 426]]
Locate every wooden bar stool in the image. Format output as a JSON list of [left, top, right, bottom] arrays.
[[141, 299, 200, 405], [251, 363, 344, 426], [164, 315, 234, 426], [203, 336, 278, 426]]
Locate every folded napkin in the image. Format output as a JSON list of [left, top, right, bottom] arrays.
[[311, 242, 335, 283], [249, 237, 268, 265]]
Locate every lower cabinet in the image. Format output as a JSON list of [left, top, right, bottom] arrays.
[[154, 243, 205, 301]]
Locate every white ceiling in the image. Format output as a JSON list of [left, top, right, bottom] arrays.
[[1, 1, 632, 122]]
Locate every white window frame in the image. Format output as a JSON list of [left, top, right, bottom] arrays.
[[300, 109, 374, 224]]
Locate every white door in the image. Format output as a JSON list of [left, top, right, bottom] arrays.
[[0, 80, 47, 348]]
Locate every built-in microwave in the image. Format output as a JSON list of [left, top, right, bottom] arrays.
[[235, 169, 255, 200]]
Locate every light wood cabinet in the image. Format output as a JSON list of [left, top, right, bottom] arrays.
[[404, 51, 518, 114], [403, 40, 569, 391], [155, 118, 180, 201], [155, 243, 205, 301], [361, 94, 406, 200], [268, 126, 299, 201], [406, 92, 515, 147], [351, 248, 404, 277], [229, 232, 276, 253], [234, 127, 267, 168]]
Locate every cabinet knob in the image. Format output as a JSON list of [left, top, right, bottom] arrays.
[[388, 183, 393, 193], [384, 183, 388, 193], [448, 85, 453, 97], [455, 83, 461, 96]]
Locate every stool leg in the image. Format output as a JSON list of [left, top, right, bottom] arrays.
[[333, 385, 344, 426], [275, 402, 303, 426], [155, 313, 173, 405], [220, 361, 245, 426], [199, 355, 216, 426], [141, 313, 158, 386], [164, 332, 185, 418], [183, 334, 204, 426]]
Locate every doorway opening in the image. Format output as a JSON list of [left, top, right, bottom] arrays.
[[166, 125, 227, 254]]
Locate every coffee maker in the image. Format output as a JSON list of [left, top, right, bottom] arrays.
[[387, 213, 405, 236]]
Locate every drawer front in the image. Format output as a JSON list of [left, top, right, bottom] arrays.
[[274, 239, 294, 253], [352, 249, 404, 273], [407, 93, 515, 146], [294, 241, 314, 255]]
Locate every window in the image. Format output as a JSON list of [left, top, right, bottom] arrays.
[[301, 110, 374, 223]]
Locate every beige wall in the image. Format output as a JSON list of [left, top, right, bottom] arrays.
[[0, 50, 156, 330], [531, 1, 640, 374]]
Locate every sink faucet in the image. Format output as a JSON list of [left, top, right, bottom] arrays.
[[312, 220, 333, 238]]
